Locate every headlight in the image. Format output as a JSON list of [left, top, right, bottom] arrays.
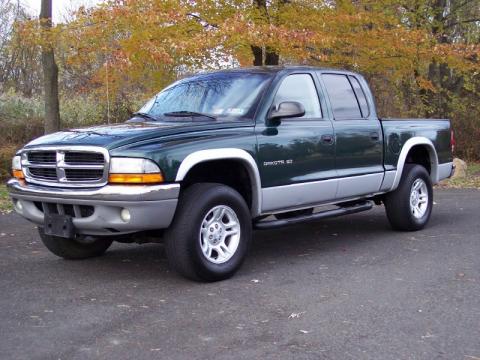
[[12, 155, 24, 179], [108, 157, 164, 184]]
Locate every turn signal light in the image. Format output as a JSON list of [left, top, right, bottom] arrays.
[[108, 173, 164, 184], [13, 169, 25, 179]]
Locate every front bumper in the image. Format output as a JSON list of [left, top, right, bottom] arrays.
[[7, 179, 179, 236]]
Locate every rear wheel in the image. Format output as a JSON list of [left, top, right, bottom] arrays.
[[38, 228, 113, 259], [165, 183, 252, 282], [384, 164, 433, 231]]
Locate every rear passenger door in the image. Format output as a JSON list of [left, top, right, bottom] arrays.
[[320, 73, 384, 199]]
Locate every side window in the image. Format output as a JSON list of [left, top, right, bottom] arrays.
[[349, 76, 370, 118], [273, 74, 322, 118], [322, 74, 362, 119]]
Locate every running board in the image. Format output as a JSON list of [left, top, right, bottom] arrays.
[[254, 201, 374, 230]]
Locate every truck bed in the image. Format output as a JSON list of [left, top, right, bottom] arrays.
[[380, 118, 452, 170]]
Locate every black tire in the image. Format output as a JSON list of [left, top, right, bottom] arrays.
[[38, 228, 113, 259], [384, 164, 433, 231], [165, 183, 252, 282], [275, 208, 314, 220]]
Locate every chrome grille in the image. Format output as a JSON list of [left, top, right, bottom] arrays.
[[64, 152, 104, 164], [29, 167, 57, 180], [21, 146, 109, 188], [65, 168, 104, 181], [28, 151, 56, 164]]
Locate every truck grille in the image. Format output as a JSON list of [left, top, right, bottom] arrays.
[[64, 152, 104, 164], [28, 151, 56, 164], [21, 147, 109, 188], [29, 167, 57, 180], [64, 168, 105, 181]]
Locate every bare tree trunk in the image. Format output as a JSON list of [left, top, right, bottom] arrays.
[[251, 45, 263, 66], [251, 0, 280, 66], [40, 0, 60, 134]]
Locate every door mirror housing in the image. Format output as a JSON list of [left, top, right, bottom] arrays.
[[267, 101, 305, 125]]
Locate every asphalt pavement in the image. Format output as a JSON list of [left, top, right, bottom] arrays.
[[0, 189, 479, 360]]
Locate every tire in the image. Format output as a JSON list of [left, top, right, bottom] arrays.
[[38, 228, 113, 259], [275, 208, 313, 220], [384, 164, 433, 231], [165, 183, 252, 282]]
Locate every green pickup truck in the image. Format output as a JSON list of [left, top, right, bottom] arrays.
[[7, 66, 454, 281]]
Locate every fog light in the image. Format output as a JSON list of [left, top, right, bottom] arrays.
[[120, 208, 131, 223]]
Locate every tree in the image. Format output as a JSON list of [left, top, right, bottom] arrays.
[[40, 0, 60, 133], [0, 1, 42, 97], [15, 0, 479, 158]]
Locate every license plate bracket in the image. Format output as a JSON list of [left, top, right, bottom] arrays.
[[44, 214, 75, 238]]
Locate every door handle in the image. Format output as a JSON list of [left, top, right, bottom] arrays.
[[370, 132, 380, 141], [321, 134, 334, 144]]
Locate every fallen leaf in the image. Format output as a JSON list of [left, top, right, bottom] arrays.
[[289, 311, 306, 319]]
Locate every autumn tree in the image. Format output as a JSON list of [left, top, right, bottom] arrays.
[[14, 0, 480, 157]]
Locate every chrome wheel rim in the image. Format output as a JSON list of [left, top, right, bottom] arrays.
[[410, 178, 429, 219], [199, 205, 241, 264]]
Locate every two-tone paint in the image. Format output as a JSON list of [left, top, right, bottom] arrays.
[[14, 66, 454, 223]]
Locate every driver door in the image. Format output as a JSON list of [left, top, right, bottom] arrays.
[[256, 73, 337, 213]]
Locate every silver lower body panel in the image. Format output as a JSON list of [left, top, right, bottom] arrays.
[[7, 179, 179, 236], [437, 162, 454, 181]]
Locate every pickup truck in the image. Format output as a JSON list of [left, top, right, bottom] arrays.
[[7, 66, 454, 281]]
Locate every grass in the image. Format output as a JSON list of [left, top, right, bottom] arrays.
[[0, 184, 12, 214], [437, 162, 480, 189]]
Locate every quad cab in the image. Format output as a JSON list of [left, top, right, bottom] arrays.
[[8, 66, 454, 281]]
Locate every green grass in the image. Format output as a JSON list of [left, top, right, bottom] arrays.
[[437, 162, 480, 189], [0, 184, 12, 214]]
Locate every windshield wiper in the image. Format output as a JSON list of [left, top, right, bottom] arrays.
[[132, 112, 159, 121], [163, 111, 216, 120]]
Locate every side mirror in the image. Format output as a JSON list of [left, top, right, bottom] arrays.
[[267, 101, 305, 125]]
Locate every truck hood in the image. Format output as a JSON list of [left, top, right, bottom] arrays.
[[24, 120, 253, 150]]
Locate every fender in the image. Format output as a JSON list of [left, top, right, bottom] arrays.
[[391, 137, 439, 191], [175, 148, 262, 217]]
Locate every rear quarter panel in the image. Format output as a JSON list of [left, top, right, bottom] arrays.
[[381, 119, 452, 170]]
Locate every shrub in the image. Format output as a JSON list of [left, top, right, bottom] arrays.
[[0, 91, 145, 180]]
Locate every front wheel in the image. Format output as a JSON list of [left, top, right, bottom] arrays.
[[165, 183, 252, 282], [38, 229, 113, 259], [384, 164, 433, 231]]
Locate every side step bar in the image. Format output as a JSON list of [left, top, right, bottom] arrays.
[[254, 201, 374, 230]]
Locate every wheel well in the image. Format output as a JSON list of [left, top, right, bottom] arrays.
[[181, 160, 253, 211], [405, 145, 431, 174]]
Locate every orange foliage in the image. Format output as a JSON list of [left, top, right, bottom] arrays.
[[17, 0, 480, 100]]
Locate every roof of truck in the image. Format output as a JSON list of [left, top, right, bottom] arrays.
[[191, 65, 362, 77]]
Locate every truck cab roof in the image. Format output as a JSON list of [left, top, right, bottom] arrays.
[[189, 65, 363, 77]]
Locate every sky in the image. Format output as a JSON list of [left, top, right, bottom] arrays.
[[20, 0, 102, 22]]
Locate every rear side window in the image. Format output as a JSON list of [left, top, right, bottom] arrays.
[[273, 74, 322, 118], [322, 74, 361, 119], [349, 76, 370, 118]]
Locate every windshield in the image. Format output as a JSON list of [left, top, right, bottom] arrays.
[[138, 72, 271, 120]]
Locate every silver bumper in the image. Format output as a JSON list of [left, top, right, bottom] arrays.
[[7, 179, 179, 236]]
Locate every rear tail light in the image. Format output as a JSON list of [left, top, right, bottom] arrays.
[[450, 128, 456, 154]]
